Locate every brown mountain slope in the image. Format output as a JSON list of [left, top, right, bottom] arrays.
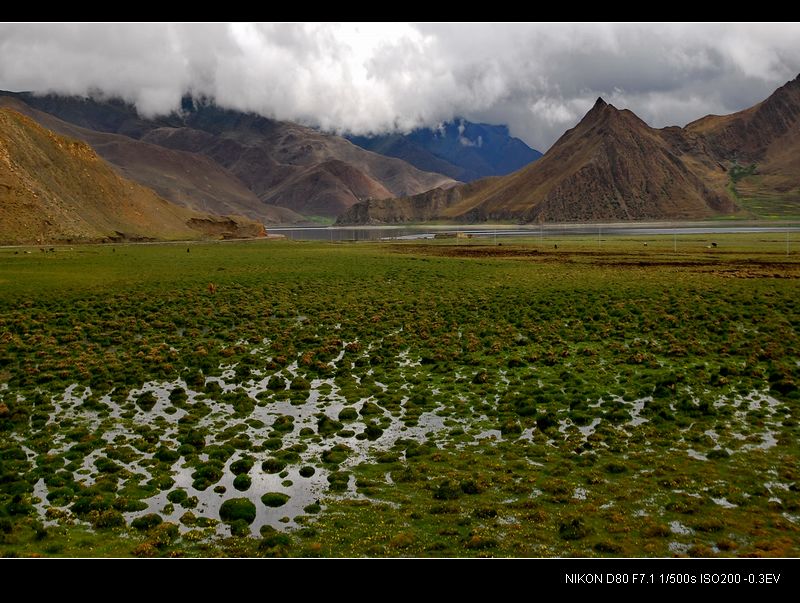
[[0, 109, 263, 244], [140, 112, 457, 217], [1, 93, 457, 219], [0, 96, 302, 224], [686, 74, 800, 162], [338, 98, 734, 224], [685, 74, 800, 200]]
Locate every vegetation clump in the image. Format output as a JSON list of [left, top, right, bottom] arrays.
[[219, 498, 256, 524]]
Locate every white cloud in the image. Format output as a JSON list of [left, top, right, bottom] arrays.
[[0, 22, 798, 150]]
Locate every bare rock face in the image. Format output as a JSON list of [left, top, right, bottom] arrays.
[[339, 76, 800, 224]]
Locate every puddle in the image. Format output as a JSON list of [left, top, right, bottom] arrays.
[[686, 449, 708, 461], [10, 321, 792, 542], [626, 397, 650, 427], [669, 521, 693, 535], [475, 429, 502, 440], [26, 343, 479, 536], [573, 487, 588, 500], [577, 418, 601, 438], [668, 541, 692, 554]]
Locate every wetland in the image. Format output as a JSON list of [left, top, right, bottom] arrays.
[[0, 233, 798, 556]]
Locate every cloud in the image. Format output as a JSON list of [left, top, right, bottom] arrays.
[[0, 22, 799, 150]]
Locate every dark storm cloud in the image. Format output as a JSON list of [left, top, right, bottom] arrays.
[[0, 22, 798, 150]]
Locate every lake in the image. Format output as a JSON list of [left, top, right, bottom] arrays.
[[268, 222, 800, 241]]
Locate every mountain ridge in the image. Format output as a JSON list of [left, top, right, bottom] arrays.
[[0, 92, 457, 220], [0, 108, 263, 245], [338, 77, 800, 225], [0, 95, 302, 225], [347, 119, 542, 182]]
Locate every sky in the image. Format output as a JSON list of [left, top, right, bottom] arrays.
[[1, 22, 799, 151]]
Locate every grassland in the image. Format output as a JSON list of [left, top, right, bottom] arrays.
[[0, 234, 798, 557]]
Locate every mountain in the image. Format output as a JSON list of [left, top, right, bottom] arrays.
[[338, 76, 800, 225], [0, 95, 300, 225], [0, 108, 264, 244], [0, 92, 457, 219], [683, 74, 800, 201], [338, 99, 733, 224], [347, 119, 542, 182]]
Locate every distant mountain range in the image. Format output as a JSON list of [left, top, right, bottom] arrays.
[[338, 74, 800, 224], [0, 92, 456, 222], [4, 73, 799, 240], [0, 108, 263, 244], [347, 120, 542, 182]]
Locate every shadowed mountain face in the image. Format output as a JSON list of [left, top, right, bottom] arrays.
[[338, 75, 800, 225], [0, 93, 456, 220], [347, 120, 542, 182], [0, 108, 264, 244]]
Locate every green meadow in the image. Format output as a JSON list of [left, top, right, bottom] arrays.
[[0, 234, 798, 557]]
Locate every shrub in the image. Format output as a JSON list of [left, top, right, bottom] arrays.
[[230, 458, 254, 475], [167, 489, 188, 505], [191, 462, 223, 490], [500, 420, 522, 436], [359, 402, 383, 416], [90, 509, 125, 529], [433, 479, 461, 501], [136, 391, 157, 412], [261, 458, 287, 473], [317, 415, 343, 436], [219, 498, 256, 524], [131, 513, 163, 531], [559, 517, 589, 540], [233, 474, 252, 491], [267, 376, 285, 391], [229, 519, 251, 536], [604, 462, 628, 474], [290, 377, 310, 391], [327, 472, 350, 492], [154, 447, 180, 463], [321, 445, 350, 465], [460, 478, 484, 495], [261, 492, 290, 507], [338, 407, 358, 421], [364, 422, 383, 441], [594, 541, 622, 553], [272, 415, 294, 433], [536, 412, 558, 432]]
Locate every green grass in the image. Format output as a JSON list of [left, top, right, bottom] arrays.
[[735, 192, 800, 220], [728, 171, 800, 220], [0, 237, 798, 557]]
